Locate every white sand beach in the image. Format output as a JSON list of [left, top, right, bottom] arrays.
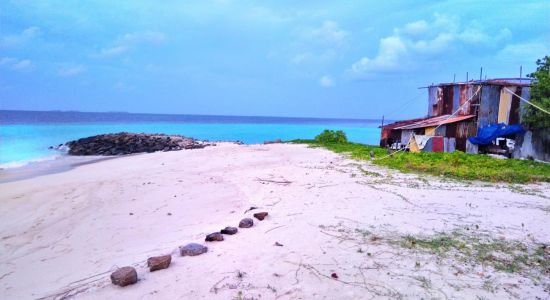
[[1, 143, 549, 299]]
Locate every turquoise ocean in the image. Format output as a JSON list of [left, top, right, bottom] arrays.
[[0, 110, 382, 168]]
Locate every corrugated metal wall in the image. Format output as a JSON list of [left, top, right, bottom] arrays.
[[453, 86, 460, 114], [519, 87, 531, 123], [400, 130, 413, 145], [428, 86, 441, 117], [498, 87, 513, 123], [509, 86, 521, 125], [442, 86, 454, 115], [478, 85, 501, 128]]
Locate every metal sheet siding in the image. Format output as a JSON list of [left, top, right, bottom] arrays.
[[458, 85, 469, 115], [498, 87, 513, 124], [428, 87, 437, 117], [478, 85, 501, 128], [432, 136, 444, 152], [401, 130, 413, 145], [447, 138, 456, 153], [428, 86, 442, 117], [442, 86, 454, 115], [453, 85, 460, 114], [509, 87, 521, 125], [519, 87, 531, 123]]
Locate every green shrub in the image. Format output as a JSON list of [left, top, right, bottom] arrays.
[[314, 130, 348, 144], [292, 135, 550, 183]]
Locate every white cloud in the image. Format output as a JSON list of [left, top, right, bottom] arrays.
[[0, 57, 33, 72], [0, 26, 41, 48], [58, 65, 86, 77], [319, 75, 335, 87], [402, 20, 428, 36], [308, 21, 350, 49], [288, 21, 350, 65], [100, 46, 128, 57], [12, 59, 33, 71], [351, 36, 407, 74], [114, 81, 135, 92], [98, 31, 165, 58], [120, 31, 166, 45], [496, 40, 550, 65], [0, 57, 16, 66], [350, 13, 513, 77]]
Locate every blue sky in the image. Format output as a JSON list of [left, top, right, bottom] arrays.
[[1, 1, 548, 119]]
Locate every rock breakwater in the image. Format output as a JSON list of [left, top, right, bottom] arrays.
[[64, 132, 208, 155]]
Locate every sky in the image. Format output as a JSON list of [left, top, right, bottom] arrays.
[[1, 0, 549, 120]]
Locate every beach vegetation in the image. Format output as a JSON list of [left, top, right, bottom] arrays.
[[399, 231, 550, 276], [292, 134, 550, 183], [314, 130, 348, 144], [523, 56, 550, 129]]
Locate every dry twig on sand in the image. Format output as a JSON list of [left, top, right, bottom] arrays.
[[256, 178, 292, 185]]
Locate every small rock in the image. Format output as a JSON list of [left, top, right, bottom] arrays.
[[239, 218, 254, 228], [274, 242, 283, 247], [147, 255, 171, 272], [110, 266, 138, 287], [205, 232, 224, 242], [180, 243, 208, 256], [331, 272, 338, 279], [253, 212, 268, 221], [244, 206, 258, 213], [220, 226, 238, 235]]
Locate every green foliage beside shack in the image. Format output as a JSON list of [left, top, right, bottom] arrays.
[[293, 132, 550, 183], [523, 56, 550, 129]]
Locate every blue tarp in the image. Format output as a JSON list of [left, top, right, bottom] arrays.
[[468, 123, 525, 145]]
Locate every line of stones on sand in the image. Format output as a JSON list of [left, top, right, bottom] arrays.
[[110, 211, 269, 287]]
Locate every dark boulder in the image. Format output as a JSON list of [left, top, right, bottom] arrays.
[[220, 226, 238, 235], [239, 218, 254, 228], [205, 232, 224, 242], [147, 255, 172, 272], [110, 266, 138, 287], [253, 212, 269, 221], [179, 243, 208, 256]]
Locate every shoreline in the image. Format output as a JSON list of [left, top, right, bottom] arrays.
[[0, 155, 122, 183]]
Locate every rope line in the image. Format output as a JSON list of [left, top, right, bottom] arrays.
[[383, 90, 425, 120], [503, 87, 550, 116], [434, 86, 482, 131]]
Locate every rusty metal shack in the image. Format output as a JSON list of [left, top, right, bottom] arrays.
[[380, 78, 533, 154]]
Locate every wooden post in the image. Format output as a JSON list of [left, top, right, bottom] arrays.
[[380, 115, 385, 147], [479, 67, 483, 81]]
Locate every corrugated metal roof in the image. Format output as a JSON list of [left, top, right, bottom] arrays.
[[426, 78, 533, 88], [380, 117, 427, 129], [394, 114, 475, 130]]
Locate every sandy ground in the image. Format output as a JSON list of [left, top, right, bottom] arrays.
[[0, 143, 549, 300]]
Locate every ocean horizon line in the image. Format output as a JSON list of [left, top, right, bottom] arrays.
[[0, 109, 388, 124]]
